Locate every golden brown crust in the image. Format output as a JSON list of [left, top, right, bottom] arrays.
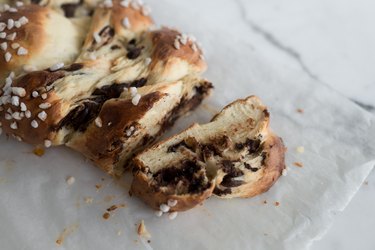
[[150, 28, 206, 72], [0, 5, 48, 78], [231, 134, 286, 198], [81, 0, 154, 50], [0, 4, 85, 79], [111, 0, 153, 34], [0, 70, 68, 144]]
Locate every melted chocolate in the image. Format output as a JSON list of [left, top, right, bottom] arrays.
[[127, 46, 144, 60], [110, 45, 121, 50], [167, 140, 194, 153], [153, 160, 208, 194], [214, 187, 232, 196], [65, 63, 84, 72], [61, 0, 83, 17], [58, 97, 105, 132], [244, 163, 259, 172], [220, 176, 244, 188]]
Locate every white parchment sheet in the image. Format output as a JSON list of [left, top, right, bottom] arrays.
[[0, 0, 374, 249]]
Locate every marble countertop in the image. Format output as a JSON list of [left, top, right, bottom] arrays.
[[232, 0, 375, 249]]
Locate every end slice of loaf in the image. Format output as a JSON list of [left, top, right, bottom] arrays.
[[130, 96, 286, 212]]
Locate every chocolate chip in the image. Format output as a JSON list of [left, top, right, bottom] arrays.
[[92, 83, 128, 99], [221, 176, 244, 187], [213, 187, 232, 196], [235, 143, 245, 151], [61, 3, 80, 17], [153, 160, 207, 194], [129, 78, 147, 88], [222, 160, 244, 178], [127, 47, 144, 59], [65, 63, 84, 72], [128, 39, 137, 45], [167, 140, 194, 153], [110, 45, 121, 50], [58, 98, 104, 132], [244, 163, 259, 172], [246, 138, 261, 154]]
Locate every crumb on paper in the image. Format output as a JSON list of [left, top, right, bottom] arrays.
[[33, 147, 45, 157], [293, 162, 304, 168], [106, 204, 126, 212], [102, 204, 126, 220], [147, 240, 151, 243], [84, 197, 93, 204], [95, 184, 102, 191], [103, 212, 110, 220], [55, 224, 79, 247], [137, 220, 151, 238], [296, 146, 305, 153], [364, 181, 369, 186], [263, 200, 267, 204], [66, 176, 75, 186], [117, 230, 122, 236], [296, 108, 304, 114], [275, 202, 280, 207]]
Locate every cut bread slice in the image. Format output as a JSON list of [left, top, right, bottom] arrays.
[[131, 96, 286, 212]]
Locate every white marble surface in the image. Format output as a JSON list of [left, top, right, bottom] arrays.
[[0, 1, 374, 249], [230, 0, 375, 249]]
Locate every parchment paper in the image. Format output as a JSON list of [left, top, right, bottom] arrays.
[[0, 0, 374, 249]]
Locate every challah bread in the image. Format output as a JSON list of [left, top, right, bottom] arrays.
[[0, 0, 211, 175], [0, 3, 86, 79], [131, 96, 286, 211]]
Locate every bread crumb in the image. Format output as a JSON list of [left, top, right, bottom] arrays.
[[33, 147, 45, 157], [293, 162, 304, 168], [103, 212, 110, 220], [296, 108, 304, 113], [66, 176, 75, 186], [55, 224, 79, 246], [106, 204, 125, 212], [95, 184, 102, 191], [84, 197, 93, 204], [263, 200, 267, 204], [117, 230, 122, 236], [137, 220, 151, 238], [296, 146, 305, 153], [364, 181, 369, 186], [275, 202, 280, 207]]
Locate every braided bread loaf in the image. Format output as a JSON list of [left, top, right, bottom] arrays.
[[0, 0, 212, 175]]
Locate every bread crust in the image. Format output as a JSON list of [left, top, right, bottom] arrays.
[[0, 5, 86, 78]]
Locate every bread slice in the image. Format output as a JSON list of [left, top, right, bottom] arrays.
[[131, 96, 286, 212]]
